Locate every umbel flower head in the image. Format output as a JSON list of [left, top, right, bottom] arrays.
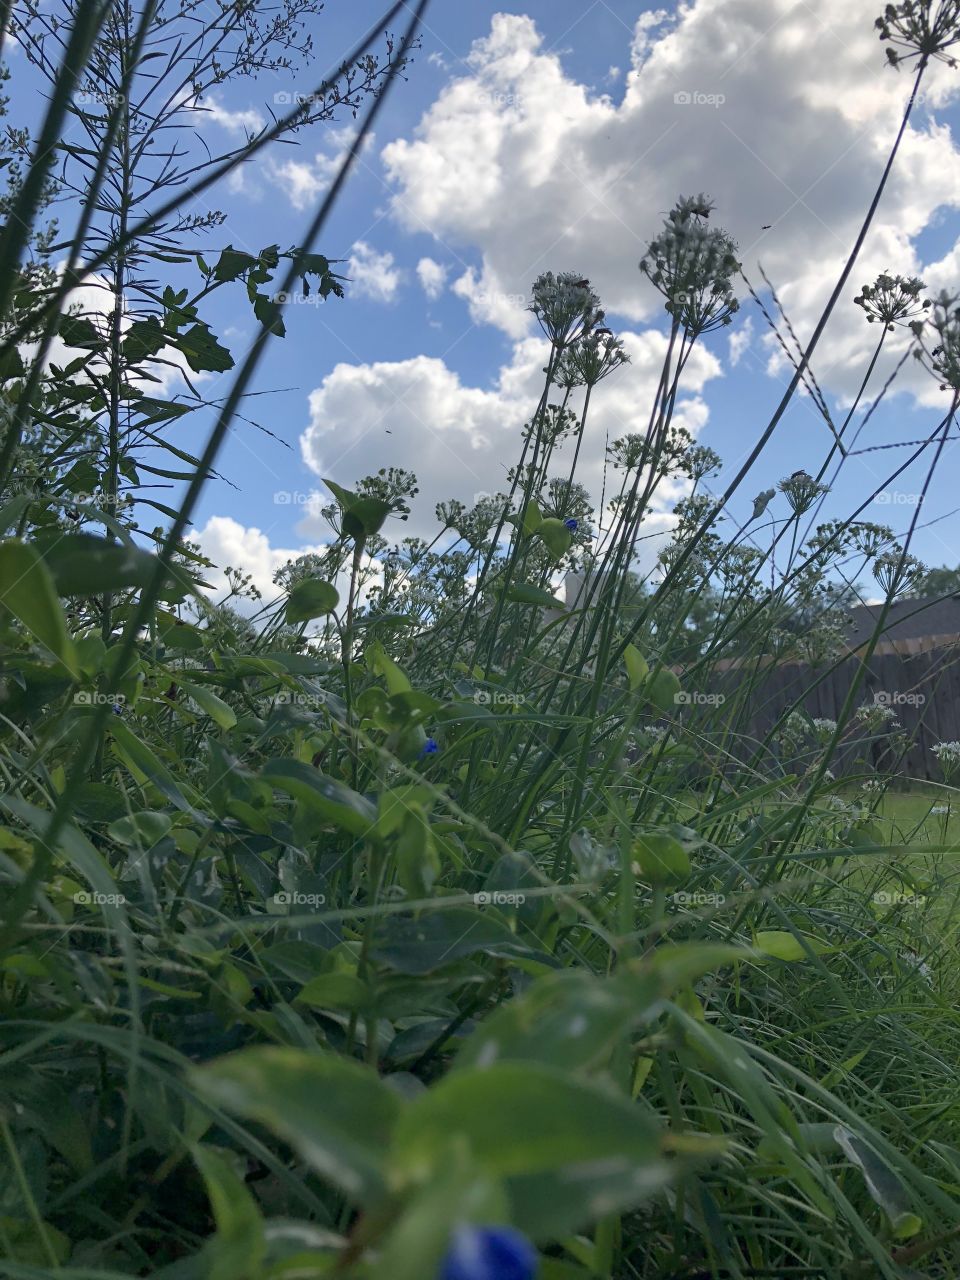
[[778, 470, 829, 514], [528, 272, 603, 348], [875, 0, 960, 67], [911, 289, 960, 390], [555, 327, 630, 387], [640, 194, 741, 335], [872, 547, 925, 596], [854, 272, 930, 329]]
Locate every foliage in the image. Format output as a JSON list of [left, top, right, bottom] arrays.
[[2, 3, 960, 1279]]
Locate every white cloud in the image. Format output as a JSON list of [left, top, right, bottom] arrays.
[[381, 6, 960, 405], [451, 263, 529, 338], [193, 515, 326, 608], [416, 256, 448, 300], [346, 240, 403, 303], [268, 128, 376, 211], [193, 93, 265, 137], [298, 331, 720, 540], [728, 317, 753, 368]]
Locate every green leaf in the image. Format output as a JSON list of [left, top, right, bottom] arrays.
[[833, 1127, 923, 1240], [192, 1145, 266, 1280], [177, 323, 234, 373], [180, 678, 238, 730], [537, 517, 573, 559], [390, 1063, 667, 1239], [370, 907, 544, 975], [212, 246, 258, 282], [624, 643, 649, 691], [122, 316, 167, 361], [295, 972, 371, 1013], [643, 667, 681, 714], [260, 758, 376, 836], [57, 313, 103, 350], [192, 1047, 402, 1206], [366, 640, 412, 695], [521, 499, 543, 535], [107, 811, 172, 848], [754, 930, 828, 962], [0, 539, 77, 673], [395, 806, 441, 899], [33, 532, 176, 596], [285, 578, 339, 624], [504, 583, 565, 610], [633, 833, 690, 886]]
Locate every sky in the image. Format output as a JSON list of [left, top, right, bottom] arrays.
[[21, 0, 960, 602]]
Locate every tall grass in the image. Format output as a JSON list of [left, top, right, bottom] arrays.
[[2, 1, 960, 1277]]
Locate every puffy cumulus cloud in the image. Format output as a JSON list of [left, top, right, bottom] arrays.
[[382, 6, 960, 402], [194, 94, 265, 137], [267, 130, 376, 210], [451, 263, 529, 338], [346, 241, 403, 303], [416, 256, 448, 299], [297, 331, 721, 541], [193, 515, 326, 609]]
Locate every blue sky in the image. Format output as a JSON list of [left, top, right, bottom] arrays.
[[21, 0, 960, 597]]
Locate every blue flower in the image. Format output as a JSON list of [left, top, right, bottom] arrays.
[[419, 736, 439, 759], [563, 517, 578, 532], [439, 1225, 537, 1280]]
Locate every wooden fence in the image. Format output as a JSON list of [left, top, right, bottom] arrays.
[[706, 636, 960, 781]]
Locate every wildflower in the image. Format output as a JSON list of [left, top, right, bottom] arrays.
[[555, 328, 630, 386], [931, 803, 950, 814], [912, 289, 960, 390], [778, 471, 829, 515], [812, 717, 838, 745], [872, 548, 925, 597], [440, 1225, 537, 1280], [854, 272, 929, 329], [640, 194, 740, 334], [419, 736, 439, 759], [564, 517, 579, 532], [529, 272, 602, 348], [875, 0, 960, 68], [932, 740, 960, 775]]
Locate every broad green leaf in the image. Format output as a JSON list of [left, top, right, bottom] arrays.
[[643, 667, 681, 714], [285, 578, 339, 624], [370, 907, 542, 975], [504, 583, 565, 610], [537, 517, 573, 559], [180, 678, 238, 731], [366, 640, 412, 695], [192, 1145, 265, 1280], [0, 539, 77, 673], [260, 758, 376, 836], [107, 811, 172, 848], [633, 833, 690, 886], [624, 642, 649, 691], [177, 323, 234, 373], [192, 1048, 401, 1205], [754, 930, 828, 962], [295, 972, 371, 1013], [521, 499, 543, 535], [391, 1063, 668, 1239], [33, 532, 179, 597]]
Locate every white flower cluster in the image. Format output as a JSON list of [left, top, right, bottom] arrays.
[[640, 193, 740, 335], [932, 740, 960, 772], [529, 272, 603, 348]]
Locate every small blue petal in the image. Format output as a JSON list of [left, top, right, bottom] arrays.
[[439, 1225, 537, 1280], [419, 736, 439, 758], [563, 517, 578, 532]]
